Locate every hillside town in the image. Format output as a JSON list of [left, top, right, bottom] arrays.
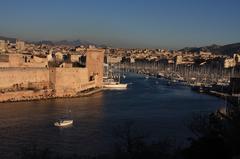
[[106, 47, 240, 68], [1, 39, 240, 69]]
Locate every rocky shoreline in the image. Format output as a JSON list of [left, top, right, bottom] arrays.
[[0, 88, 103, 103]]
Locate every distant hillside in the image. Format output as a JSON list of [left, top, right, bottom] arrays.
[[55, 40, 97, 46], [0, 35, 104, 47], [33, 40, 55, 46], [180, 43, 240, 56], [1, 35, 239, 53], [0, 36, 16, 43], [33, 39, 107, 48]]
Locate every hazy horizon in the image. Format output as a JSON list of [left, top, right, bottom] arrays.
[[0, 0, 240, 49]]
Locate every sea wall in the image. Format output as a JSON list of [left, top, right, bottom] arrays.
[[0, 89, 54, 102]]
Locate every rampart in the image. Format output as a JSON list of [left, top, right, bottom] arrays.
[[0, 48, 104, 102], [0, 67, 99, 102]]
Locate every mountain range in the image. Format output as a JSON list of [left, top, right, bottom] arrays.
[[179, 43, 240, 56], [0, 36, 17, 43], [0, 35, 239, 55], [0, 36, 107, 48], [33, 39, 98, 47]]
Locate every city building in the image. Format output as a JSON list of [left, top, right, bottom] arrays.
[[224, 58, 236, 68], [234, 53, 240, 64], [106, 56, 122, 64], [175, 55, 183, 65], [0, 40, 6, 52], [16, 40, 25, 51], [199, 51, 212, 59]]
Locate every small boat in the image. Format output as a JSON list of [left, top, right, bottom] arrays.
[[103, 78, 128, 89], [191, 83, 205, 93], [54, 119, 73, 127], [104, 83, 128, 89]]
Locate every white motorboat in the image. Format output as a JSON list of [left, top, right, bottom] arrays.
[[104, 82, 128, 89], [54, 119, 73, 127], [103, 78, 128, 89]]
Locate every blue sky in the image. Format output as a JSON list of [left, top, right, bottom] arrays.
[[0, 0, 240, 49]]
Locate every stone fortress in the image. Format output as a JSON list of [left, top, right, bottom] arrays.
[[0, 40, 104, 102]]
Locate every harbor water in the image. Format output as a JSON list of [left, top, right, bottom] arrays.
[[0, 73, 224, 158]]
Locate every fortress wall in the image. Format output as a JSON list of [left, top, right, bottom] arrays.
[[9, 54, 24, 67], [0, 64, 101, 102], [0, 67, 91, 93], [50, 68, 90, 96], [0, 62, 9, 67], [0, 68, 49, 89], [20, 62, 48, 68]]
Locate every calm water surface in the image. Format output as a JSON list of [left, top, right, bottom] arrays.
[[0, 73, 224, 158]]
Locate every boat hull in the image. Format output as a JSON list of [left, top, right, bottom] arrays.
[[54, 120, 73, 127], [103, 83, 128, 89]]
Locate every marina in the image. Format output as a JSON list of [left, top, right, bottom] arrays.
[[120, 62, 240, 103]]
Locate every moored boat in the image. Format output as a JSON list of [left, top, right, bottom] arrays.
[[104, 80, 128, 89], [103, 77, 128, 89], [54, 119, 73, 127]]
